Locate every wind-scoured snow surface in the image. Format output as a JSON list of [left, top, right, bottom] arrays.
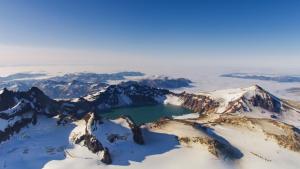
[[0, 116, 75, 169], [44, 116, 300, 169]]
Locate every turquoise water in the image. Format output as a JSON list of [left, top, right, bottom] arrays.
[[101, 104, 193, 125]]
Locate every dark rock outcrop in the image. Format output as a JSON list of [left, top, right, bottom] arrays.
[[0, 115, 36, 143], [0, 88, 17, 111], [223, 85, 283, 114], [92, 81, 170, 111], [74, 133, 104, 154], [178, 93, 219, 113], [101, 147, 112, 164], [249, 93, 281, 113], [84, 134, 104, 153], [73, 112, 112, 164], [122, 116, 144, 145]]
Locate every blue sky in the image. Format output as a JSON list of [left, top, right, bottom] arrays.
[[0, 0, 299, 70]]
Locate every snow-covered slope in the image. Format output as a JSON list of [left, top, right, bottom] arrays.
[[1, 84, 300, 169], [202, 85, 300, 127], [43, 114, 300, 169], [165, 85, 300, 127]]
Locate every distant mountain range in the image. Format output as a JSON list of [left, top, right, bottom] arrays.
[[0, 72, 47, 82], [0, 72, 193, 99], [221, 73, 300, 83], [138, 77, 192, 89]]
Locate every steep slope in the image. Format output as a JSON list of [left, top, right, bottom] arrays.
[[164, 85, 300, 127], [91, 81, 170, 111], [204, 85, 300, 127]]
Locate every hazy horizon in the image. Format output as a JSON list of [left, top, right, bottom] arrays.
[[1, 0, 300, 72]]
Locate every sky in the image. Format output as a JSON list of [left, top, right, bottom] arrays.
[[0, 0, 300, 73]]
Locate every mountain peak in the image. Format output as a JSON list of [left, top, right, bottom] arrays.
[[29, 86, 43, 93], [250, 84, 262, 89]]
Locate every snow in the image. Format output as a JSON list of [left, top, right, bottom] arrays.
[[43, 118, 227, 169], [1, 82, 300, 169], [44, 147, 226, 169], [212, 124, 300, 169], [0, 115, 22, 131], [200, 86, 252, 113], [0, 116, 75, 169], [173, 113, 199, 119], [164, 94, 183, 106], [0, 101, 26, 116], [1, 112, 300, 169]]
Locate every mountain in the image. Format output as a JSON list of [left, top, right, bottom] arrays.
[[0, 72, 193, 99], [0, 84, 300, 169], [285, 87, 300, 96], [137, 76, 192, 89], [91, 81, 170, 111], [221, 73, 300, 83], [48, 72, 145, 83], [0, 73, 47, 82], [0, 72, 145, 99]]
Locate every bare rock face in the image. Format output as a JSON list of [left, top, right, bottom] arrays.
[[74, 113, 104, 153], [73, 131, 105, 155], [0, 88, 16, 111], [122, 116, 145, 145], [131, 126, 144, 145], [249, 93, 281, 113], [84, 134, 104, 153], [73, 112, 113, 164], [223, 85, 283, 114], [92, 81, 170, 111], [0, 113, 37, 143], [101, 147, 112, 164], [178, 93, 219, 113]]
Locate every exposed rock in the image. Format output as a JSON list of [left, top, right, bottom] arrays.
[[137, 77, 192, 89], [84, 134, 104, 153], [264, 122, 300, 152], [178, 92, 219, 113], [101, 147, 112, 164], [0, 117, 34, 143], [74, 113, 104, 153], [179, 136, 219, 157], [131, 126, 144, 145], [92, 81, 170, 111], [107, 134, 126, 143], [122, 116, 144, 145], [74, 134, 85, 144], [249, 86, 281, 113], [0, 88, 17, 111], [223, 85, 282, 114], [56, 114, 69, 126], [178, 134, 243, 160], [213, 116, 300, 152], [148, 117, 173, 129]]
